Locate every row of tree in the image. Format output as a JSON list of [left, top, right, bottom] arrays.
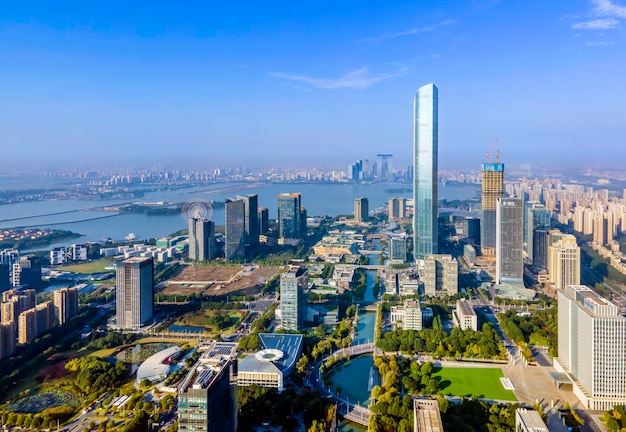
[[498, 306, 558, 357], [377, 317, 505, 359]]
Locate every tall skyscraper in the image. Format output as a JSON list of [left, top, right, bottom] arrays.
[[278, 193, 306, 240], [354, 197, 369, 222], [188, 218, 216, 261], [532, 229, 550, 270], [423, 254, 458, 296], [481, 162, 504, 255], [116, 257, 154, 329], [556, 285, 626, 410], [280, 264, 308, 331], [225, 198, 245, 261], [463, 216, 481, 246], [258, 206, 269, 235], [413, 83, 438, 261], [53, 287, 79, 325], [524, 202, 551, 262], [547, 234, 580, 290], [496, 198, 524, 285], [236, 194, 259, 246], [388, 198, 407, 221]]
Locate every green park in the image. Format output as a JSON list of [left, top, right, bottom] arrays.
[[433, 366, 517, 401]]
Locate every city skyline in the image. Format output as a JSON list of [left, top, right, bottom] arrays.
[[1, 1, 626, 168]]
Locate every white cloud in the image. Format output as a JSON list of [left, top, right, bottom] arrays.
[[270, 67, 409, 90], [359, 20, 454, 43], [585, 40, 616, 45], [572, 18, 619, 29], [593, 0, 626, 19]]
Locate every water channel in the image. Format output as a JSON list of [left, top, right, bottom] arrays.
[[332, 269, 380, 431]]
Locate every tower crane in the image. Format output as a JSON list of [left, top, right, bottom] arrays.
[[485, 139, 498, 163]]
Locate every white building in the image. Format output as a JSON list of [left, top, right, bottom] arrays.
[[389, 299, 432, 331], [515, 408, 549, 432], [555, 285, 626, 410], [423, 254, 458, 296], [454, 299, 478, 331]]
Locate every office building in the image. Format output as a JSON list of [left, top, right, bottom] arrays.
[[423, 254, 458, 296], [388, 198, 407, 221], [413, 399, 444, 432], [555, 285, 626, 410], [496, 198, 524, 285], [258, 206, 269, 235], [279, 264, 308, 331], [532, 229, 550, 270], [481, 162, 504, 255], [389, 237, 407, 263], [116, 257, 154, 329], [525, 203, 551, 262], [0, 321, 16, 360], [515, 408, 549, 432], [463, 244, 477, 264], [454, 300, 478, 331], [178, 341, 238, 432], [236, 194, 259, 246], [237, 333, 303, 392], [225, 198, 246, 261], [413, 83, 439, 260], [53, 287, 79, 325], [354, 197, 369, 222], [188, 218, 216, 261], [547, 234, 580, 290], [463, 216, 481, 246], [278, 193, 306, 240], [389, 299, 431, 331]]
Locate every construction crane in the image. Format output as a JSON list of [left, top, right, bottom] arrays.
[[485, 139, 498, 163]]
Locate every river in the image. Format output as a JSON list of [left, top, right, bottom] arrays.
[[0, 181, 478, 250]]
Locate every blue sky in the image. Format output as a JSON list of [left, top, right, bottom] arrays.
[[0, 0, 625, 169]]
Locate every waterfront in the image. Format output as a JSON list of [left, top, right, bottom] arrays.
[[0, 181, 478, 250]]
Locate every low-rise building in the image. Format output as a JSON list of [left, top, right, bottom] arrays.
[[515, 408, 549, 432], [413, 399, 444, 432], [454, 299, 478, 331]]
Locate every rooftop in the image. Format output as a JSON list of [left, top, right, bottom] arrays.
[[136, 346, 181, 383], [179, 342, 237, 392], [238, 333, 304, 376], [515, 408, 549, 432], [414, 399, 444, 432], [456, 299, 476, 317]]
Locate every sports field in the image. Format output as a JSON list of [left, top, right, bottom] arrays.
[[434, 367, 517, 401]]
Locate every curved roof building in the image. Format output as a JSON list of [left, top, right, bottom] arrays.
[[136, 345, 182, 383]]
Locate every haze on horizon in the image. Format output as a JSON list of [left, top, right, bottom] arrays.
[[1, 0, 625, 170]]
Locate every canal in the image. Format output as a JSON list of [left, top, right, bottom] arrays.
[[334, 269, 380, 431]]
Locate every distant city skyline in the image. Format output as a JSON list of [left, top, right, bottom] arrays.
[[1, 1, 625, 167]]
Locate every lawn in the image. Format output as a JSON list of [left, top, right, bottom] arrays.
[[56, 260, 114, 274], [174, 310, 243, 331], [433, 367, 517, 401]]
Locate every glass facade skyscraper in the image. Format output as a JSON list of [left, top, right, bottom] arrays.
[[413, 83, 438, 260]]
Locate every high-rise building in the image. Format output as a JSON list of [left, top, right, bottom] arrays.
[[524, 202, 551, 262], [388, 198, 407, 221], [556, 285, 626, 410], [188, 218, 216, 261], [413, 83, 438, 261], [481, 163, 504, 255], [0, 321, 16, 360], [423, 254, 458, 296], [116, 257, 154, 329], [18, 301, 53, 344], [389, 237, 407, 263], [354, 197, 369, 222], [532, 229, 550, 270], [463, 217, 481, 246], [1, 289, 36, 325], [12, 256, 42, 288], [53, 287, 79, 325], [225, 198, 246, 261], [547, 234, 580, 290], [278, 193, 306, 240], [496, 198, 524, 285], [0, 250, 19, 291], [178, 342, 238, 432], [236, 194, 259, 246], [280, 264, 308, 331], [258, 207, 269, 235]]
